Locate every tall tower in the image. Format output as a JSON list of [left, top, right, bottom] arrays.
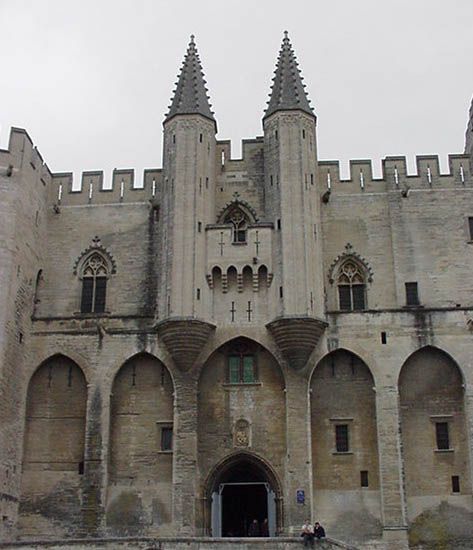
[[156, 36, 216, 371], [264, 32, 327, 371]]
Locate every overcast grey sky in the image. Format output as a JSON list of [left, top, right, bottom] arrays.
[[1, 0, 472, 184]]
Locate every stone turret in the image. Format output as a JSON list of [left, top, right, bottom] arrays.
[[466, 95, 473, 170], [157, 35, 215, 371], [263, 32, 326, 371]]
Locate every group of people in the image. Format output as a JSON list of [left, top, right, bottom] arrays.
[[247, 518, 269, 537], [301, 520, 326, 547]]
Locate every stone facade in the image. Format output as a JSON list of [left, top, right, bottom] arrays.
[[1, 33, 473, 550]]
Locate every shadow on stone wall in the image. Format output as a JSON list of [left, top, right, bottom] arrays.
[[409, 501, 473, 549]]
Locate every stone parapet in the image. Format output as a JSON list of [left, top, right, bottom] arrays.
[[0, 537, 358, 549]]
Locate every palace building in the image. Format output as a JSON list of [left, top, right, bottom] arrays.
[[1, 32, 473, 549]]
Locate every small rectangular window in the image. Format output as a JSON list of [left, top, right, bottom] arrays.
[[405, 282, 419, 306], [452, 475, 460, 493], [302, 129, 306, 139], [78, 461, 84, 475], [81, 278, 94, 313], [229, 356, 240, 383], [436, 422, 450, 450], [381, 331, 387, 344], [94, 277, 107, 313], [360, 470, 369, 487], [335, 424, 349, 452], [279, 286, 283, 298], [468, 217, 473, 240], [242, 356, 255, 383], [338, 285, 351, 311], [352, 285, 366, 310], [161, 427, 173, 451], [277, 219, 281, 230]]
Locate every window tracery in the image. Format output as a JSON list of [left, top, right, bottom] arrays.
[[337, 260, 366, 311], [80, 253, 108, 313], [224, 207, 250, 244]]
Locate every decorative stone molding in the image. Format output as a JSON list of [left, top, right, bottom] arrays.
[[267, 315, 328, 370], [216, 195, 259, 224], [328, 243, 373, 284], [155, 317, 216, 371], [233, 419, 251, 448], [73, 236, 116, 275]]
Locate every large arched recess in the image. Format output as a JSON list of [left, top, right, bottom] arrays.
[[399, 346, 473, 545], [106, 353, 174, 537], [310, 349, 382, 543], [197, 337, 286, 534], [19, 354, 87, 537]]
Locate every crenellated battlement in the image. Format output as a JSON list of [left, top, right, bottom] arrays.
[[49, 168, 163, 206], [319, 153, 471, 194], [0, 127, 52, 186]]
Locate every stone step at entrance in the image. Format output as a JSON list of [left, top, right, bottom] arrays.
[[0, 537, 359, 550]]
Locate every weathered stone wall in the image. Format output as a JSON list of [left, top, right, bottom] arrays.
[[399, 347, 473, 546], [19, 357, 87, 538], [311, 350, 382, 543], [107, 355, 174, 536]]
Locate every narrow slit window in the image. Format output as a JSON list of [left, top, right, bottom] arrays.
[[161, 427, 173, 451], [468, 217, 473, 240], [452, 475, 460, 493], [335, 424, 349, 453], [360, 470, 369, 487]]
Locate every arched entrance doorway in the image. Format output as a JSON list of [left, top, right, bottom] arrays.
[[207, 453, 281, 537]]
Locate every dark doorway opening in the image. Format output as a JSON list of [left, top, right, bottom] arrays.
[[210, 457, 277, 537], [222, 483, 267, 537]]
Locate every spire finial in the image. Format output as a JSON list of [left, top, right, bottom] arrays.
[[165, 35, 216, 127], [263, 33, 315, 120]]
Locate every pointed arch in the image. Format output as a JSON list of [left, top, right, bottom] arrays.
[[21, 354, 88, 532], [310, 349, 381, 541], [398, 344, 472, 524], [328, 243, 373, 285], [216, 199, 258, 226]]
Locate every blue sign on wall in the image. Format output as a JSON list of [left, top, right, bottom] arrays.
[[296, 489, 305, 504]]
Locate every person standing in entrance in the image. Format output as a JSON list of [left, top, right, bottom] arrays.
[[301, 519, 314, 547], [261, 518, 269, 537], [248, 518, 260, 537]]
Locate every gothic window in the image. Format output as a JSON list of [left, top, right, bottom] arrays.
[[224, 207, 249, 244], [80, 253, 108, 313], [337, 260, 366, 311], [227, 343, 257, 384]]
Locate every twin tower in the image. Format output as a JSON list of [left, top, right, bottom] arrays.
[[156, 33, 327, 372]]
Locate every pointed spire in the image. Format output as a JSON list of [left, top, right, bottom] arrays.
[[165, 35, 216, 126], [264, 31, 315, 120]]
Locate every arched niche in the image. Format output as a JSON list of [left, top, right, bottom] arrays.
[[399, 346, 472, 533], [20, 354, 87, 535], [310, 349, 382, 542], [197, 337, 286, 532], [107, 353, 174, 536]]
